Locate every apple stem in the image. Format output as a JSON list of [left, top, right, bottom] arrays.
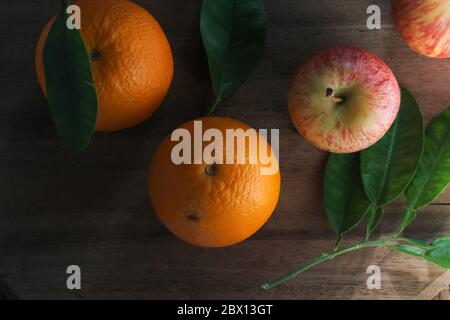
[[330, 96, 344, 103], [326, 88, 344, 103]]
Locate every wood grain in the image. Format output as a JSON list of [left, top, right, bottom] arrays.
[[0, 0, 449, 299]]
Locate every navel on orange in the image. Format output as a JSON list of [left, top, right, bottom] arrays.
[[35, 0, 174, 131], [148, 117, 281, 248]]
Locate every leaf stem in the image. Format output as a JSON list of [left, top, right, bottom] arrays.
[[396, 207, 417, 236], [334, 235, 343, 251], [261, 236, 397, 290], [207, 97, 222, 116]]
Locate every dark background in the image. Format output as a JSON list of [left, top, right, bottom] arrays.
[[0, 0, 449, 299]]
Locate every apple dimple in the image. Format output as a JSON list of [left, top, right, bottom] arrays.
[[288, 45, 401, 154]]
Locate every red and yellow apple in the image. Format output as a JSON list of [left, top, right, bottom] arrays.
[[392, 0, 450, 58], [288, 45, 401, 153]]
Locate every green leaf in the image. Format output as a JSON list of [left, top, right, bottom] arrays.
[[324, 153, 372, 238], [392, 244, 426, 257], [431, 237, 450, 248], [391, 237, 450, 269], [426, 247, 450, 268], [398, 208, 417, 234], [200, 0, 267, 114], [405, 106, 450, 209], [43, 3, 98, 150], [361, 88, 424, 207], [402, 237, 429, 248], [365, 207, 383, 240]]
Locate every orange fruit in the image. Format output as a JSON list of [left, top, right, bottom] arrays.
[[35, 0, 174, 131], [148, 117, 281, 248]]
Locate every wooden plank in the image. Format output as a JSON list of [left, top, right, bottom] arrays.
[[416, 270, 450, 300], [0, 0, 449, 299]]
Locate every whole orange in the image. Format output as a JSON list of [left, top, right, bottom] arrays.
[[148, 117, 281, 248], [35, 0, 174, 131]]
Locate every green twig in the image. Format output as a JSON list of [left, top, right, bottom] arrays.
[[261, 236, 397, 290]]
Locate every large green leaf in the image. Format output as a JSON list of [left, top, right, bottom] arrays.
[[200, 0, 267, 114], [365, 206, 383, 239], [398, 208, 417, 234], [426, 247, 450, 269], [405, 106, 450, 209], [391, 237, 450, 269], [431, 237, 450, 247], [361, 88, 424, 207], [324, 153, 372, 240], [43, 1, 98, 150]]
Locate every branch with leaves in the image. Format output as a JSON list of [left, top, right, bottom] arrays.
[[263, 88, 450, 289]]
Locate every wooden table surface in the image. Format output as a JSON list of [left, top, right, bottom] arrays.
[[1, 0, 450, 300]]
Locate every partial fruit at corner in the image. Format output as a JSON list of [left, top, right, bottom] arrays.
[[288, 45, 401, 154], [148, 117, 281, 248], [35, 0, 174, 132], [392, 0, 450, 58]]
